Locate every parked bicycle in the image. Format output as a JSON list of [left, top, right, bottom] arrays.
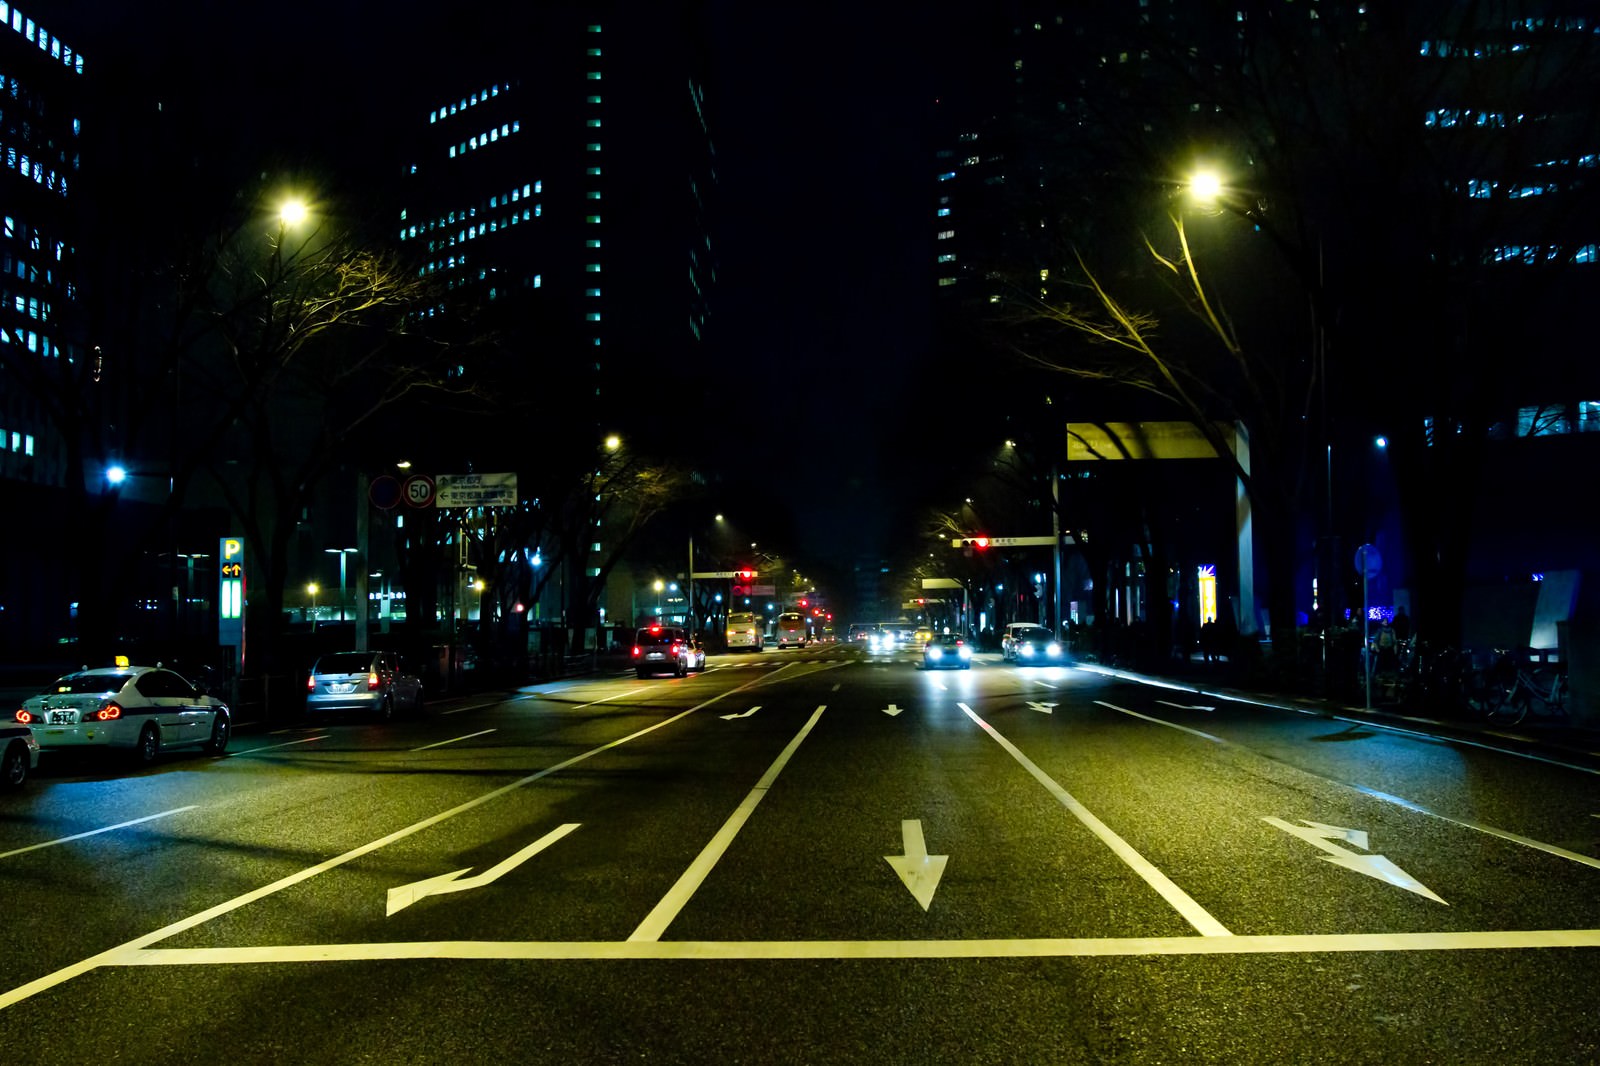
[[1483, 652, 1568, 726]]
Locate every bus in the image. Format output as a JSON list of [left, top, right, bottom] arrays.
[[775, 612, 809, 648], [726, 611, 764, 651]]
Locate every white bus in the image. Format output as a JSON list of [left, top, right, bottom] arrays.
[[726, 611, 763, 651], [775, 611, 809, 648]]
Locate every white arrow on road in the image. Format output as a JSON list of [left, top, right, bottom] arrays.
[[720, 705, 761, 720], [1263, 817, 1446, 904], [387, 823, 581, 916], [882, 704, 904, 717], [884, 819, 948, 911], [1157, 700, 1215, 712], [1026, 701, 1057, 714]]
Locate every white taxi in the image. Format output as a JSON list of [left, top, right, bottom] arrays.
[[16, 662, 232, 765]]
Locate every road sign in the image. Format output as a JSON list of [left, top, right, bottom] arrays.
[[369, 475, 402, 510], [950, 535, 1059, 548], [402, 474, 435, 508], [436, 472, 517, 508], [1354, 543, 1382, 579], [922, 578, 963, 589]]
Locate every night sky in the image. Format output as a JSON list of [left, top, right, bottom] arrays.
[[33, 0, 1003, 582]]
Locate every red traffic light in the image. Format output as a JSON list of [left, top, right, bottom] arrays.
[[972, 536, 990, 549]]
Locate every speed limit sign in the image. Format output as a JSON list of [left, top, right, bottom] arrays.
[[402, 474, 436, 508]]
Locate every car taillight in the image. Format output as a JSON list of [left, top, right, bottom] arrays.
[[307, 674, 316, 692], [93, 702, 123, 722], [367, 672, 381, 690], [631, 646, 642, 658], [14, 709, 32, 724]]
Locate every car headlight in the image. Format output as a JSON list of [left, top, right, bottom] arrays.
[[1047, 642, 1061, 656], [958, 645, 972, 659], [1020, 644, 1034, 657], [928, 647, 943, 659]]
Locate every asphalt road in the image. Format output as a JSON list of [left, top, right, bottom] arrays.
[[3, 644, 1598, 1063]]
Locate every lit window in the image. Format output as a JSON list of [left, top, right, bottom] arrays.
[[587, 72, 602, 80], [587, 95, 602, 104], [586, 167, 602, 175], [587, 143, 602, 152], [586, 312, 601, 321], [587, 239, 601, 248], [587, 190, 602, 199], [937, 230, 954, 239], [586, 288, 601, 297], [586, 215, 601, 224], [936, 208, 950, 217], [938, 277, 957, 286], [937, 253, 955, 263], [588, 119, 602, 127], [588, 48, 602, 56], [586, 263, 601, 271]]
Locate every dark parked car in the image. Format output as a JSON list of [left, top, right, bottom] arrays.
[[305, 651, 425, 720]]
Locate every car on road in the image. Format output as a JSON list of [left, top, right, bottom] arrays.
[[305, 651, 425, 720], [1002, 624, 1065, 665], [633, 625, 700, 678], [16, 662, 232, 764], [1, 720, 39, 789], [725, 612, 764, 651], [913, 627, 936, 645], [847, 623, 878, 644], [921, 633, 972, 670]]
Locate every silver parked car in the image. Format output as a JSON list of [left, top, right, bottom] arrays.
[[305, 651, 424, 720]]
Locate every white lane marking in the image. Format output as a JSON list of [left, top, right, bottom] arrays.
[[118, 927, 1600, 965], [1027, 702, 1056, 714], [1263, 818, 1446, 904], [883, 704, 904, 717], [720, 705, 761, 721], [885, 820, 948, 911], [1157, 700, 1215, 712], [0, 806, 199, 861], [1102, 698, 1600, 872], [0, 683, 754, 1011], [1096, 701, 1224, 744], [411, 729, 497, 752], [1351, 785, 1600, 871], [629, 705, 827, 943], [227, 735, 329, 757], [1086, 663, 1600, 777], [832, 683, 841, 692], [958, 702, 1231, 938], [387, 823, 581, 916]]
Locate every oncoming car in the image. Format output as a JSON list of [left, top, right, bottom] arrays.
[[921, 633, 972, 670], [16, 663, 232, 764], [1002, 624, 1066, 665]]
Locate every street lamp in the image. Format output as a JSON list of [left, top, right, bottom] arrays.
[[306, 583, 320, 629], [325, 547, 357, 622]]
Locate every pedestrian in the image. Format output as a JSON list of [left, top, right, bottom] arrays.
[[1392, 606, 1412, 644]]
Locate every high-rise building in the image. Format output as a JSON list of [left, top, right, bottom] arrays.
[[398, 3, 717, 446], [0, 2, 86, 491]]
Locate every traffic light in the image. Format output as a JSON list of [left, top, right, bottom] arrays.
[[972, 536, 990, 549]]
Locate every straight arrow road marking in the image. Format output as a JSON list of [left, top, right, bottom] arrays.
[[1263, 817, 1446, 904], [1026, 702, 1056, 714], [885, 819, 948, 911], [883, 704, 904, 717], [387, 823, 581, 916], [720, 705, 761, 720]]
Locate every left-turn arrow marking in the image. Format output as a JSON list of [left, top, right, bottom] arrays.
[[387, 823, 580, 916], [720, 705, 761, 720], [1026, 701, 1056, 714]]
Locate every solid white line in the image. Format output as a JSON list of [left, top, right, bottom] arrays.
[[958, 702, 1231, 938], [1100, 698, 1600, 871], [1096, 701, 1225, 744], [227, 735, 329, 757], [0, 806, 199, 861], [0, 684, 753, 1011], [629, 705, 827, 943], [411, 729, 497, 752], [116, 927, 1600, 965]]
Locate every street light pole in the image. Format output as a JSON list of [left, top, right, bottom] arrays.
[[688, 536, 694, 638]]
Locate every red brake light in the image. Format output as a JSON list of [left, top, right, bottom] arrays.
[[14, 709, 32, 724], [631, 646, 643, 658], [96, 702, 123, 722], [307, 674, 316, 692], [367, 672, 381, 691]]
